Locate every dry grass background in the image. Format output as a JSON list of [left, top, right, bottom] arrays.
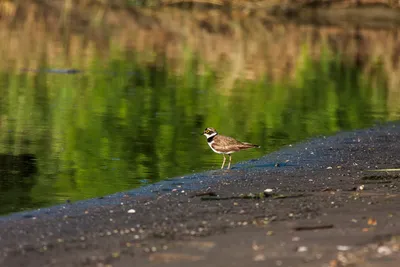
[[0, 0, 399, 114]]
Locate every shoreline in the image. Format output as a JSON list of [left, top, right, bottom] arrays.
[[0, 124, 363, 221], [1, 122, 399, 266]]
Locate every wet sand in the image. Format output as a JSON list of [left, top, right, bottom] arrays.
[[0, 122, 399, 267]]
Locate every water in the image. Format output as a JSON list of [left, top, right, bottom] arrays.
[[0, 18, 399, 215]]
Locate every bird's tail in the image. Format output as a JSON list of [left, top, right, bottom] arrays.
[[242, 143, 260, 149]]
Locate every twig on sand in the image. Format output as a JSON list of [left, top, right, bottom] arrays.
[[366, 168, 400, 172], [190, 192, 217, 198], [199, 192, 308, 201], [293, 224, 334, 231]]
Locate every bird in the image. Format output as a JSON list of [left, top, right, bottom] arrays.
[[202, 127, 260, 169]]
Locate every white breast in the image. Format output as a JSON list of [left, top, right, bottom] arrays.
[[208, 141, 223, 154]]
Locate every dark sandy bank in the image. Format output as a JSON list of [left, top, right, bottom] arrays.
[[1, 122, 400, 267]]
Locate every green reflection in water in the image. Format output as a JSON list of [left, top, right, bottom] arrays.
[[0, 46, 395, 215]]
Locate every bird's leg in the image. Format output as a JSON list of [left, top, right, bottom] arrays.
[[221, 154, 226, 169], [227, 154, 232, 169]]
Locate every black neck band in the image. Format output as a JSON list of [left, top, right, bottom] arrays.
[[207, 135, 216, 143]]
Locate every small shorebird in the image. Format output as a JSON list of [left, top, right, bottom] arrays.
[[202, 127, 260, 169]]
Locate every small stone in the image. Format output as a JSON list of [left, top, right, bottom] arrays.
[[336, 245, 351, 251], [264, 188, 274, 193], [297, 246, 308, 252], [253, 254, 265, 261], [367, 218, 377, 226], [377, 246, 392, 255], [326, 166, 333, 169], [128, 209, 136, 214]]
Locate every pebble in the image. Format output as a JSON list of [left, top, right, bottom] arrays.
[[253, 254, 265, 261], [292, 236, 300, 242], [377, 246, 392, 255], [128, 209, 136, 214], [297, 246, 308, 252], [336, 245, 351, 251]]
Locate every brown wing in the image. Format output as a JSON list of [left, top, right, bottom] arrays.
[[212, 135, 258, 153]]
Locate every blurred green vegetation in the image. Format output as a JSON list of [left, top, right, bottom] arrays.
[[0, 44, 395, 215]]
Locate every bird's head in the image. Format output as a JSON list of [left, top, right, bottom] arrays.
[[203, 127, 218, 138]]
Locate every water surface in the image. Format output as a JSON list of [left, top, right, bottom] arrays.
[[0, 24, 399, 215]]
